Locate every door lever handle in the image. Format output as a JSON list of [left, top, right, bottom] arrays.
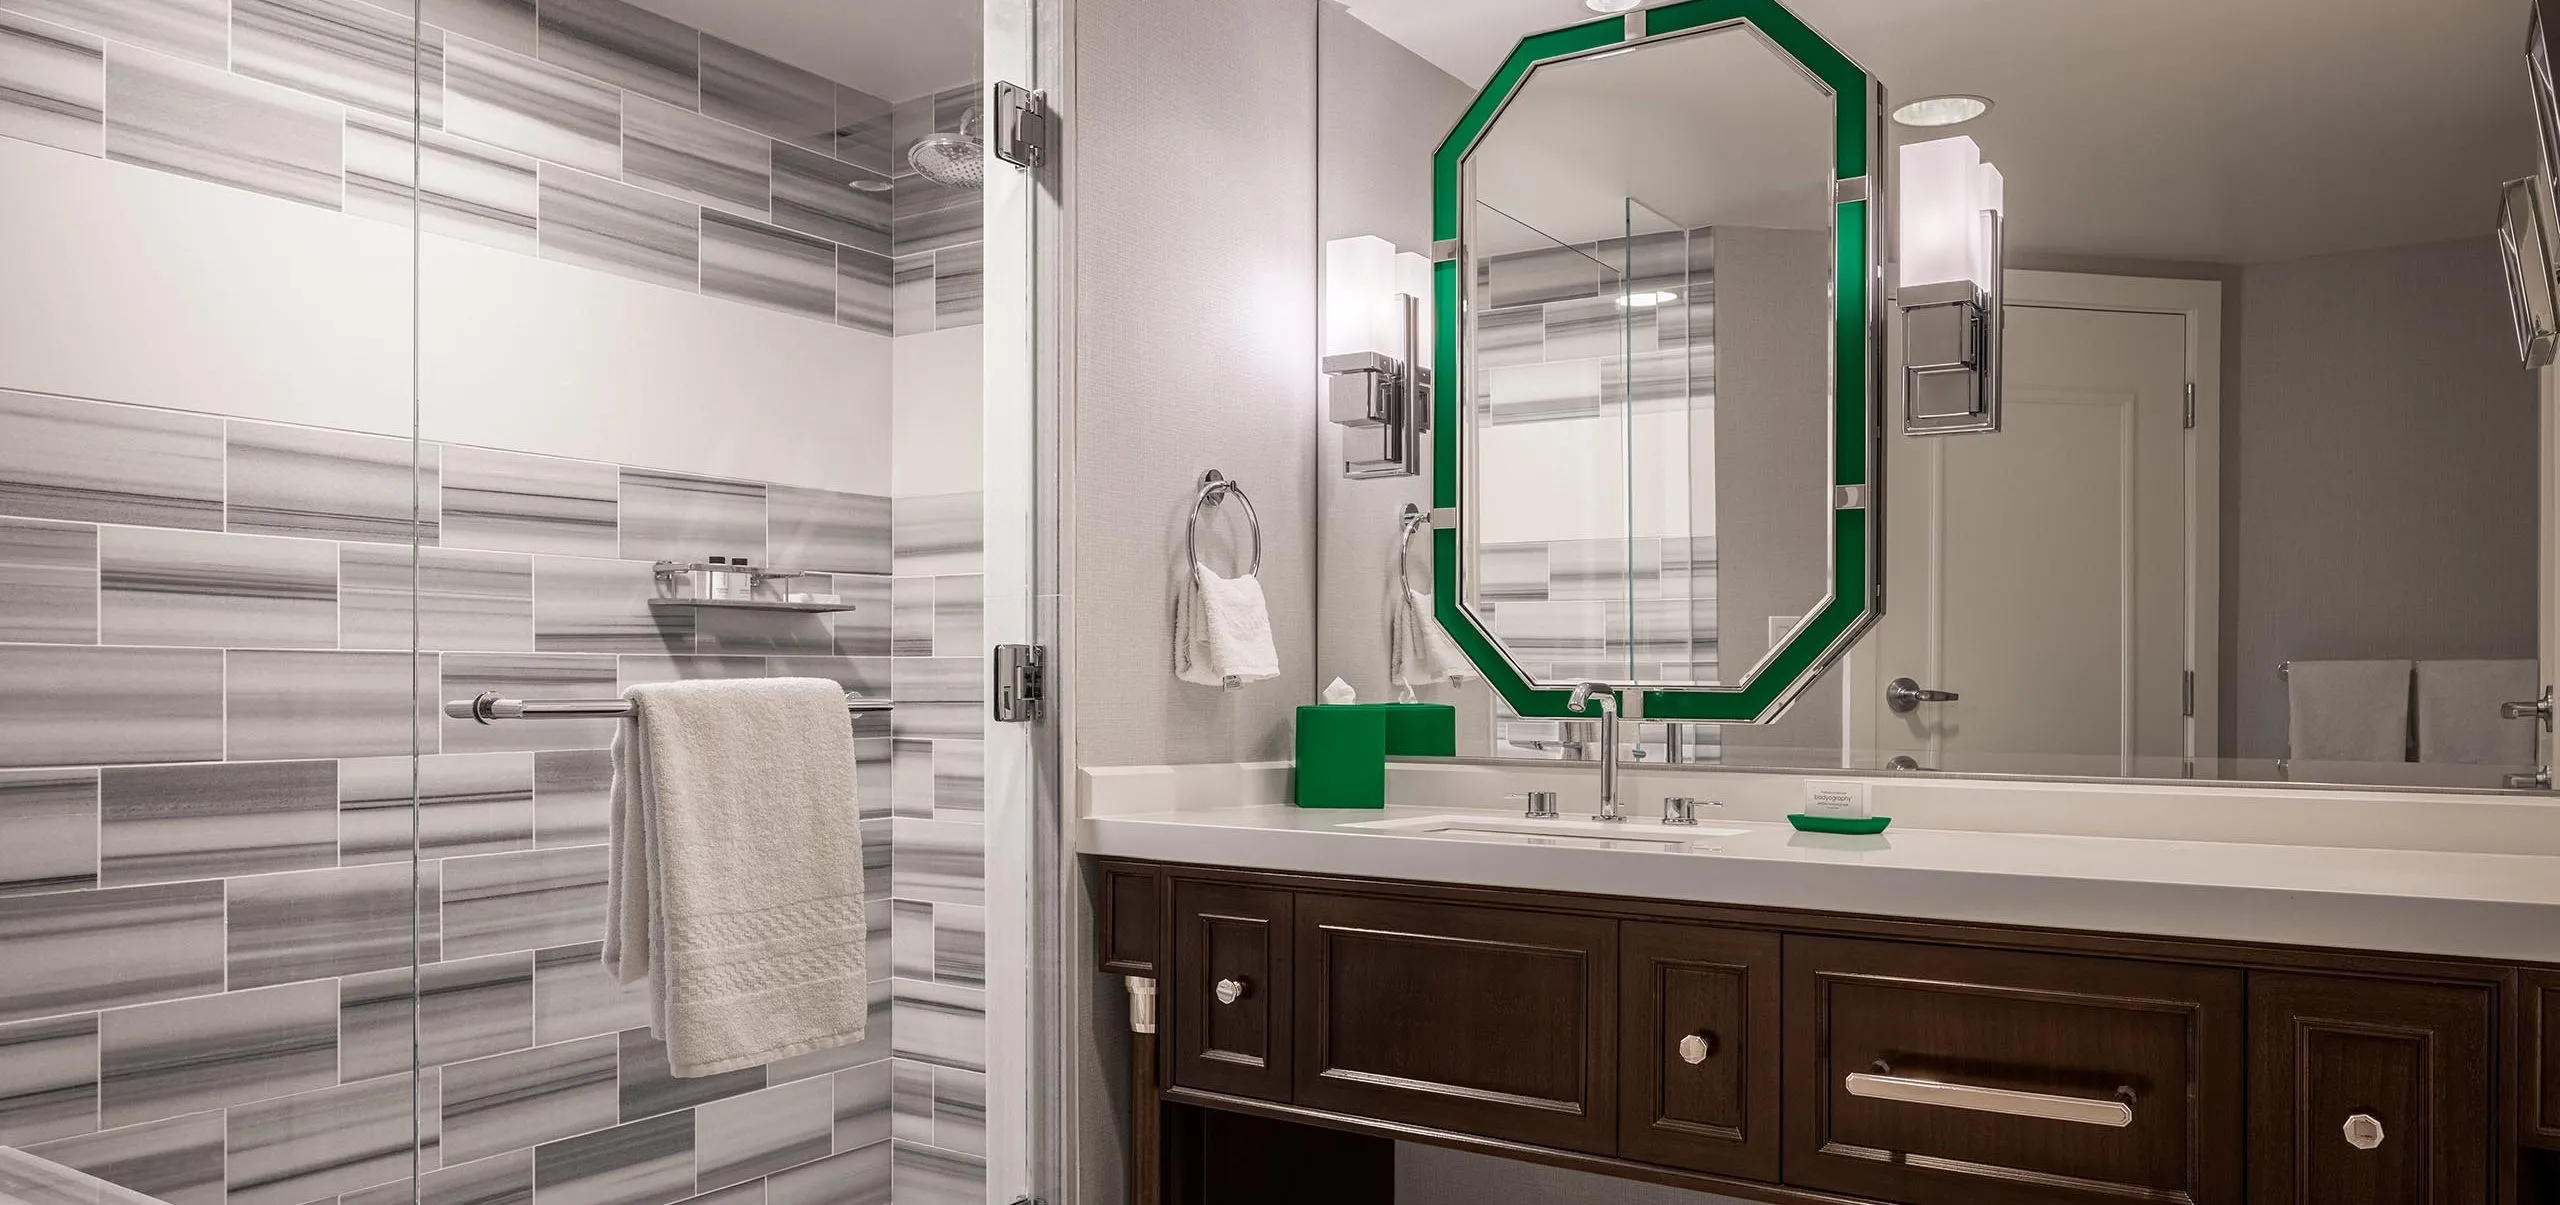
[[2502, 686, 2553, 731], [1885, 677, 1960, 715]]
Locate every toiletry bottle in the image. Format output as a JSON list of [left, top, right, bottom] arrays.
[[728, 555, 755, 601], [706, 558, 731, 601]]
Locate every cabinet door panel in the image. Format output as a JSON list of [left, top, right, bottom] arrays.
[[1171, 879, 1293, 1102], [1617, 922, 1781, 1180], [2248, 972, 2492, 1205]]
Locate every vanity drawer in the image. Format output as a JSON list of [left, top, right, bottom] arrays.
[[1782, 935, 2244, 1205], [1170, 879, 1294, 1102], [2248, 972, 2491, 1204], [1617, 922, 1781, 1180], [1294, 893, 1618, 1154]]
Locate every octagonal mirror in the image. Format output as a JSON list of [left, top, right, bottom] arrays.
[[1432, 0, 1883, 721]]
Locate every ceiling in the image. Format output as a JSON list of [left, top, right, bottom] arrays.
[[624, 0, 980, 103], [1344, 0, 2537, 264]]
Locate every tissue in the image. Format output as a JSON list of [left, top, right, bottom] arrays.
[[1322, 677, 1357, 705]]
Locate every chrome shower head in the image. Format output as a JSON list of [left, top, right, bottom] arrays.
[[907, 106, 985, 190]]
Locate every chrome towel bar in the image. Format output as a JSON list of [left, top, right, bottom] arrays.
[[444, 691, 894, 725]]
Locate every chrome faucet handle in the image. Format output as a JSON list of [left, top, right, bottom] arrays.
[[1661, 796, 1698, 825], [1507, 791, 1561, 818], [1567, 682, 1617, 716]]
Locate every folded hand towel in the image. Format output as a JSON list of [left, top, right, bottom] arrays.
[[2415, 658, 2539, 766], [604, 677, 866, 1078], [2285, 659, 2412, 764], [1175, 563, 1280, 688], [1390, 586, 1474, 701]]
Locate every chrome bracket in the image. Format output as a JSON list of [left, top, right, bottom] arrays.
[[1899, 211, 2005, 436], [992, 643, 1047, 723], [992, 81, 1050, 170], [1325, 292, 1432, 479]]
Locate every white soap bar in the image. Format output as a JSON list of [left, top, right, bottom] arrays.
[[1803, 780, 1870, 819]]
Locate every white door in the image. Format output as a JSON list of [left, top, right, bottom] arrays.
[[1852, 272, 2219, 776]]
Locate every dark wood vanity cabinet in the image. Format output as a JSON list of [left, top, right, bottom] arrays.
[[1115, 861, 2529, 1205]]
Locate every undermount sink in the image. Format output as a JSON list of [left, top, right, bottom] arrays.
[[1343, 813, 1750, 850]]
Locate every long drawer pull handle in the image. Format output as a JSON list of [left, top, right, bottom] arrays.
[[1845, 1072, 2134, 1128]]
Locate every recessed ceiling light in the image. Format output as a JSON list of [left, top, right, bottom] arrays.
[[1893, 94, 1993, 128], [847, 178, 891, 193], [1617, 291, 1678, 308], [1584, 0, 1643, 13]]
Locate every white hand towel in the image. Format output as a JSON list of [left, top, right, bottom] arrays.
[[1175, 563, 1281, 688], [604, 677, 867, 1078], [1390, 586, 1474, 701], [2415, 659, 2539, 766], [2285, 659, 2412, 764]]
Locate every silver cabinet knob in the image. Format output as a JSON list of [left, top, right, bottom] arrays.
[[2342, 1112, 2384, 1150], [1676, 1033, 1714, 1064], [1213, 977, 1247, 1005]]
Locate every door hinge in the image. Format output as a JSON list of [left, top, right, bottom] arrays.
[[2182, 381, 2197, 429], [2182, 669, 2196, 718], [993, 81, 1050, 170], [993, 643, 1047, 722]]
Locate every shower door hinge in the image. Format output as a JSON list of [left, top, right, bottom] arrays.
[[994, 81, 1051, 170], [2183, 382, 2197, 429], [993, 643, 1048, 723], [2182, 669, 2196, 717]]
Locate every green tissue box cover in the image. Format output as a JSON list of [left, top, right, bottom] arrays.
[[1294, 703, 1455, 808]]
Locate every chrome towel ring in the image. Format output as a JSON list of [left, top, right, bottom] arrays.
[[1187, 470, 1263, 575]]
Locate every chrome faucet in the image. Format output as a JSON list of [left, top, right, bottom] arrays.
[[1567, 682, 1623, 821]]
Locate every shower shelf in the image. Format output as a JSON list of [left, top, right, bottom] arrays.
[[646, 597, 860, 614]]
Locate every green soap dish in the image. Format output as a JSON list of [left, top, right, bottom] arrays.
[[1787, 813, 1892, 835]]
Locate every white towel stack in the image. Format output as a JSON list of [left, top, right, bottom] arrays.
[[605, 678, 868, 1078], [2285, 659, 2412, 764], [1175, 563, 1280, 688], [1390, 586, 1474, 701]]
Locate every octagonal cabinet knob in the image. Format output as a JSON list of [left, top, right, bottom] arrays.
[[1214, 977, 1248, 1006], [1677, 1033, 1716, 1065], [2342, 1112, 2385, 1151]]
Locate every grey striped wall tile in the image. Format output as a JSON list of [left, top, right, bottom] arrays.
[[837, 249, 892, 336], [770, 655, 889, 702], [889, 700, 975, 742], [441, 447, 620, 559], [933, 243, 982, 328], [440, 844, 606, 959], [224, 1074, 415, 1205], [98, 527, 338, 649], [932, 577, 981, 656], [532, 750, 610, 848], [890, 253, 933, 336], [690, 608, 831, 657], [887, 1062, 928, 1144], [418, 0, 534, 55], [827, 574, 891, 657], [765, 1143, 886, 1205], [100, 760, 338, 887], [890, 657, 978, 705], [0, 392, 223, 531], [0, 9, 103, 156], [440, 654, 619, 754], [343, 543, 536, 653], [619, 1028, 762, 1121], [616, 653, 762, 689], [888, 900, 930, 978], [890, 580, 932, 657], [5, 0, 226, 67], [1486, 242, 1604, 309], [532, 1109, 693, 1205], [0, 770, 96, 897], [768, 979, 887, 1080], [445, 36, 619, 177], [538, 164, 701, 291], [533, 555, 691, 654], [233, 0, 438, 123], [0, 882, 223, 1022], [683, 1181, 762, 1205], [618, 469, 766, 565], [889, 819, 981, 909], [529, 942, 644, 1045], [888, 150, 979, 258], [931, 1068, 983, 1156], [226, 650, 436, 761], [890, 1141, 981, 1205], [0, 1013, 97, 1145], [0, 517, 97, 644], [767, 487, 888, 576], [440, 1034, 617, 1164], [0, 646, 224, 768], [830, 1064, 888, 1153], [25, 1109, 225, 1205], [103, 46, 343, 210], [700, 35, 829, 152], [346, 116, 542, 255], [227, 422, 437, 543], [1477, 305, 1544, 368], [340, 752, 536, 865], [97, 981, 337, 1128], [623, 93, 767, 219], [340, 952, 534, 1081], [343, 1147, 532, 1205], [891, 493, 980, 577], [695, 1077, 831, 1190], [702, 211, 836, 321], [888, 980, 982, 1074], [535, 0, 695, 108], [889, 740, 930, 820], [833, 86, 890, 176], [226, 861, 422, 989], [931, 902, 983, 986], [770, 143, 886, 254]]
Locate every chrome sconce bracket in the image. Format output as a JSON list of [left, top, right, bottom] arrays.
[[1899, 210, 2004, 436], [1325, 292, 1432, 479]]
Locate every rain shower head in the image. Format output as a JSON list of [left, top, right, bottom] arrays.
[[907, 106, 985, 190]]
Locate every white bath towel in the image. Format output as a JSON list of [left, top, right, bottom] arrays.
[[1390, 586, 1474, 701], [1175, 563, 1280, 688], [2415, 659, 2539, 766], [2285, 659, 2412, 764], [604, 678, 867, 1078]]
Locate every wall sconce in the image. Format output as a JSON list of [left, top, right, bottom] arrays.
[[1897, 135, 2006, 435], [1323, 235, 1433, 478]]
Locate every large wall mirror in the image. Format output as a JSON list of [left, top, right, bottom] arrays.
[[1317, 0, 2555, 793]]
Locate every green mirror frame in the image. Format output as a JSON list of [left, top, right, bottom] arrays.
[[1429, 0, 1885, 722]]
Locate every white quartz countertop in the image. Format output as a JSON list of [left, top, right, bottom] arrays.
[[1077, 763, 2560, 964]]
